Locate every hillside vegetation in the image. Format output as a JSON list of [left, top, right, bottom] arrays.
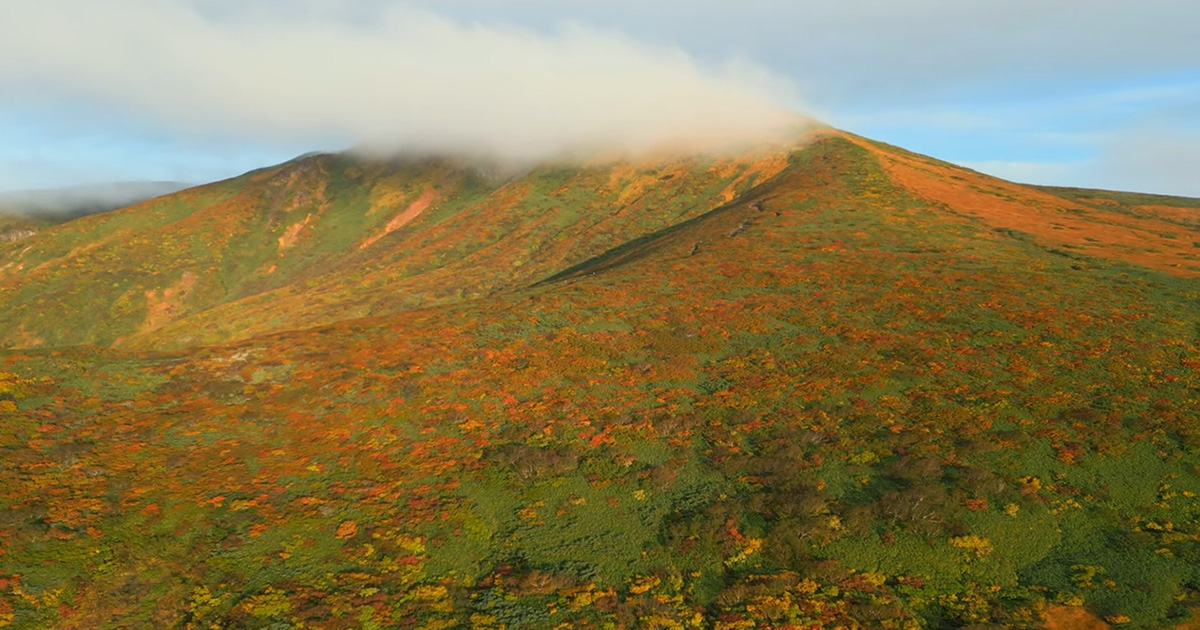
[[0, 148, 791, 349], [2, 131, 1200, 629]]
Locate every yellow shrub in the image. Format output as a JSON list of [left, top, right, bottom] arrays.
[[949, 535, 993, 558], [630, 575, 661, 594]]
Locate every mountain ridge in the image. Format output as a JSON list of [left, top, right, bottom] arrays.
[[4, 129, 1198, 352]]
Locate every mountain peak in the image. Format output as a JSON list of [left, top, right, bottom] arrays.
[[2, 131, 1198, 351]]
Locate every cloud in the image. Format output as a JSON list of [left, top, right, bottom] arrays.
[[0, 0, 806, 163], [0, 181, 190, 217]]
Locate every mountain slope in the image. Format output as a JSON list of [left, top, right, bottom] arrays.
[[0, 155, 486, 347], [2, 132, 1200, 629], [4, 130, 1200, 352], [0, 146, 795, 350], [852, 136, 1200, 276]]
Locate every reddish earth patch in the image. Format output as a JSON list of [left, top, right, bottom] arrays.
[[142, 271, 198, 333], [9, 326, 44, 349], [1044, 605, 1110, 630], [841, 132, 1200, 277], [359, 187, 438, 250], [278, 214, 313, 250]]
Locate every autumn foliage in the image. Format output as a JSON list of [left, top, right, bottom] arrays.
[[2, 132, 1200, 628]]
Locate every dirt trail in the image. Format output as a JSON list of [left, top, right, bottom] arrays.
[[142, 270, 198, 333]]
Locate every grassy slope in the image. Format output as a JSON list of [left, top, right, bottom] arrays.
[[1, 135, 1200, 628], [0, 148, 792, 351], [131, 148, 794, 350], [0, 155, 488, 349]]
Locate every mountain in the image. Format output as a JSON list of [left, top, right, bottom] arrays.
[[0, 145, 799, 349], [4, 132, 1198, 351], [2, 129, 1200, 629]]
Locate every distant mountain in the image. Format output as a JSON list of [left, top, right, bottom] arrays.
[[3, 130, 1200, 629], [0, 180, 191, 220]]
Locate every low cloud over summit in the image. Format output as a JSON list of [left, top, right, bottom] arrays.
[[0, 0, 806, 162]]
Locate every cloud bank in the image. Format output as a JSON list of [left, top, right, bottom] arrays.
[[0, 0, 806, 162], [0, 181, 191, 217]]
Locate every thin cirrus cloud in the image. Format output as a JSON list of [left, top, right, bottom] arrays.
[[0, 0, 808, 163]]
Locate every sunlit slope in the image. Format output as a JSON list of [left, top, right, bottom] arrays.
[[0, 155, 486, 348], [0, 147, 795, 350], [4, 134, 1200, 628], [848, 134, 1200, 275], [6, 130, 1200, 353], [129, 148, 795, 349]]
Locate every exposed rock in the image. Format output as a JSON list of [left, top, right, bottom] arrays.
[[0, 228, 36, 243]]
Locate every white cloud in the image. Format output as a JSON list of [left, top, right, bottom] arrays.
[[0, 0, 806, 163], [0, 181, 189, 216], [2, 0, 1196, 196]]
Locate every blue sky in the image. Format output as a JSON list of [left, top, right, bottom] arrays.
[[1, 0, 1197, 196]]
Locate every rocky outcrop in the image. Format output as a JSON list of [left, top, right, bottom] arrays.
[[0, 228, 36, 243]]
